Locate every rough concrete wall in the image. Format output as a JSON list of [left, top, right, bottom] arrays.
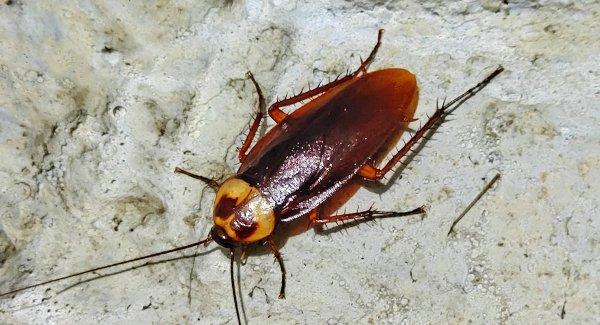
[[0, 0, 598, 324]]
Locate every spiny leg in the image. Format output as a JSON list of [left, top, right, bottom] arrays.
[[310, 206, 425, 227], [239, 71, 266, 162], [267, 29, 385, 123], [239, 30, 386, 162], [238, 30, 384, 160], [358, 66, 504, 181], [265, 237, 286, 299], [357, 28, 384, 74], [174, 167, 220, 190]]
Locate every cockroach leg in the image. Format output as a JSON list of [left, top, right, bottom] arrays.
[[358, 66, 504, 182], [239, 71, 266, 162], [357, 28, 384, 75], [265, 237, 286, 299], [306, 208, 320, 230], [174, 167, 220, 190], [266, 29, 385, 123], [310, 206, 425, 227], [357, 164, 382, 181], [267, 74, 347, 123]]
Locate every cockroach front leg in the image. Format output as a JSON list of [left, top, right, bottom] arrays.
[[267, 29, 384, 123], [265, 237, 286, 299], [239, 71, 267, 162], [310, 206, 425, 227], [358, 66, 505, 181], [174, 167, 220, 190]]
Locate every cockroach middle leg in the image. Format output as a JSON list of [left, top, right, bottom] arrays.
[[238, 29, 385, 159], [358, 66, 504, 182], [266, 29, 384, 123], [266, 75, 348, 123], [357, 28, 383, 74], [310, 206, 425, 227], [174, 167, 220, 189], [238, 71, 266, 162], [265, 237, 286, 299]]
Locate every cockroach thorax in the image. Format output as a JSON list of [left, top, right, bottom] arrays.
[[211, 177, 276, 247]]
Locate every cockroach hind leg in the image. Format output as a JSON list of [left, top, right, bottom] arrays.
[[359, 66, 504, 183], [174, 167, 220, 190], [440, 65, 504, 115], [238, 71, 267, 162], [311, 206, 425, 227]]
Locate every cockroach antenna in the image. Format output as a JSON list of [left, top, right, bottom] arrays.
[[230, 249, 242, 325], [0, 236, 213, 298]]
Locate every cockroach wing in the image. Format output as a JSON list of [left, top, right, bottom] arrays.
[[238, 69, 418, 222]]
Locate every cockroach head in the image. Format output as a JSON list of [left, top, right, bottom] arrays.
[[210, 225, 236, 248], [211, 177, 276, 247]]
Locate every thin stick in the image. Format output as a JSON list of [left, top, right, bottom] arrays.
[[0, 236, 212, 298], [447, 173, 501, 236]]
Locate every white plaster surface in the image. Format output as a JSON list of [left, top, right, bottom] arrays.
[[0, 0, 599, 324]]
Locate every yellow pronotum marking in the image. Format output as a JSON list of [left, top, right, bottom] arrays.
[[213, 177, 276, 243]]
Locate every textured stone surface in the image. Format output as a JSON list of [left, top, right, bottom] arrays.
[[0, 0, 599, 324]]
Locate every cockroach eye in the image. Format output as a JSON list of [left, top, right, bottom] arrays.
[[210, 226, 235, 248]]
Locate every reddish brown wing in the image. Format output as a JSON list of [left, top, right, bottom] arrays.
[[238, 68, 418, 222]]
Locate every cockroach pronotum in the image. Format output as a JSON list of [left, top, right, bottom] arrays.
[[0, 29, 503, 323]]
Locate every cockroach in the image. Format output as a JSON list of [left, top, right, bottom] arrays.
[[0, 29, 503, 323]]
